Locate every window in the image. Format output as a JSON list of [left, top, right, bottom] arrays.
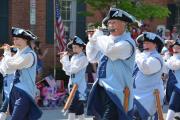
[[60, 0, 76, 39]]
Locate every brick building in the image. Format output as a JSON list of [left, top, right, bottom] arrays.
[[0, 0, 180, 76], [0, 0, 54, 71], [60, 0, 180, 41]]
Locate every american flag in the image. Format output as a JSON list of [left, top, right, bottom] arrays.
[[55, 0, 66, 52], [44, 75, 57, 88]]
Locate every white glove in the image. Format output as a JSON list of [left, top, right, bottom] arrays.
[[88, 29, 104, 43], [0, 112, 7, 120]]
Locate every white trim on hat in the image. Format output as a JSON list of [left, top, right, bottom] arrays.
[[112, 10, 122, 17]]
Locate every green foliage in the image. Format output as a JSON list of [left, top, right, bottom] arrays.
[[118, 1, 170, 19], [79, 0, 114, 10], [78, 0, 170, 20], [77, 11, 94, 16]]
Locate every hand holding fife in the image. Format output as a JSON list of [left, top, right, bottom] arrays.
[[165, 40, 175, 46], [59, 51, 69, 59], [0, 44, 11, 51], [88, 29, 104, 43]]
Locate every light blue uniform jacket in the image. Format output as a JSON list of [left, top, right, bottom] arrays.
[[60, 52, 89, 100], [133, 50, 164, 118], [86, 32, 135, 119]]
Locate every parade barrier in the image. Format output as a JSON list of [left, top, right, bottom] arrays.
[[154, 89, 164, 120], [123, 87, 130, 112], [62, 84, 78, 115]]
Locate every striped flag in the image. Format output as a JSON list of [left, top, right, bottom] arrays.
[[55, 0, 66, 52], [44, 75, 57, 88]]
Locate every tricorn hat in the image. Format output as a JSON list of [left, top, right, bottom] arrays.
[[67, 36, 86, 50], [12, 27, 37, 41], [136, 32, 164, 53], [102, 8, 136, 26]]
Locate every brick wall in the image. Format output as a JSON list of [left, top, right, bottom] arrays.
[[9, 0, 55, 71], [86, 5, 104, 24], [10, 0, 30, 28]]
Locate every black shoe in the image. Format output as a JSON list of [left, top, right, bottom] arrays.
[[175, 116, 180, 120]]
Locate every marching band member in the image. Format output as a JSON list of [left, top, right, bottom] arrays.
[[0, 48, 17, 120], [60, 36, 88, 120], [133, 32, 164, 120], [165, 39, 180, 120], [85, 23, 97, 83], [86, 8, 136, 120], [0, 27, 42, 120]]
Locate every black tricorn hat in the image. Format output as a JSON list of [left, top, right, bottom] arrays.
[[136, 32, 164, 53], [67, 36, 86, 50], [102, 8, 136, 26], [12, 27, 37, 41]]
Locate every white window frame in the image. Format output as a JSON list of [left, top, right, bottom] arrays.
[[60, 0, 76, 39]]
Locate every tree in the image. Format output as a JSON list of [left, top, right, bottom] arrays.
[[78, 0, 170, 20]]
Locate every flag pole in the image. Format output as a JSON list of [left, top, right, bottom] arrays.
[[53, 0, 56, 79]]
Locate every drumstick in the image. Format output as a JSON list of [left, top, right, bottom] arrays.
[[62, 84, 78, 114], [123, 87, 130, 112], [154, 89, 164, 120]]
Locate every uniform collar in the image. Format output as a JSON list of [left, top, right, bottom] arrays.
[[19, 46, 31, 54], [75, 52, 84, 56], [109, 32, 130, 42]]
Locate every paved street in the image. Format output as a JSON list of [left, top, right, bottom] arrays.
[[39, 107, 93, 120], [5, 105, 169, 120], [38, 106, 168, 120]]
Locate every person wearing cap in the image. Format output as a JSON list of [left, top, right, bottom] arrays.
[[132, 32, 164, 119], [161, 40, 175, 105], [85, 23, 96, 39], [171, 26, 179, 41], [86, 8, 136, 120], [60, 36, 88, 120], [0, 27, 42, 120], [165, 39, 180, 120], [162, 29, 171, 40], [85, 23, 97, 84]]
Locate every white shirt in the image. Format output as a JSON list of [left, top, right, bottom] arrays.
[[86, 33, 132, 62], [165, 53, 180, 70], [0, 46, 34, 75], [135, 50, 162, 75], [60, 52, 88, 76]]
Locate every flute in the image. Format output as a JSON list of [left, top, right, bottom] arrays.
[[0, 45, 16, 49]]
